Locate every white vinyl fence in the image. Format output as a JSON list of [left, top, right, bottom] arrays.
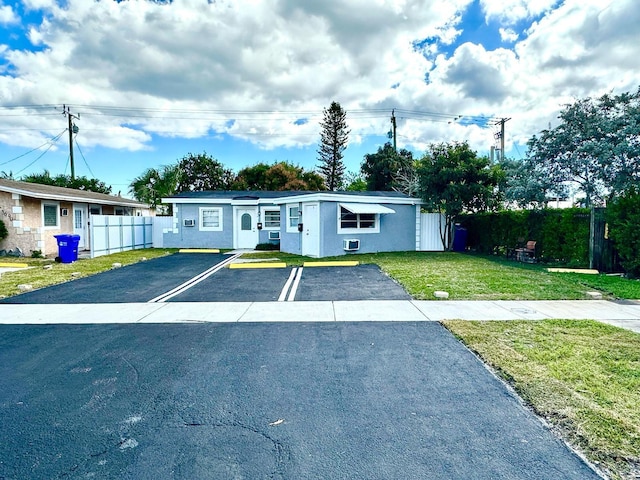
[[152, 216, 174, 248], [90, 215, 154, 258], [418, 212, 446, 251]]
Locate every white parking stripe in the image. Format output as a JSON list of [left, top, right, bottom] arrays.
[[278, 267, 298, 302], [287, 267, 303, 302], [148, 253, 242, 303]]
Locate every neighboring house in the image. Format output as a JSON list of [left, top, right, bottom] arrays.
[[161, 190, 422, 257], [0, 178, 153, 257]]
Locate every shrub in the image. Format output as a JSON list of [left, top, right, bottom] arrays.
[[459, 208, 590, 266], [255, 242, 280, 251], [607, 187, 640, 278], [0, 219, 7, 240]]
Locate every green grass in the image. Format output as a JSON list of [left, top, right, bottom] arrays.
[[218, 250, 640, 300], [443, 319, 640, 480], [0, 249, 177, 298]]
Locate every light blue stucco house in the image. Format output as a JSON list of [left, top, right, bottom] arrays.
[[161, 190, 423, 257]]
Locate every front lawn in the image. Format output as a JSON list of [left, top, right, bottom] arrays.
[[444, 319, 640, 480]]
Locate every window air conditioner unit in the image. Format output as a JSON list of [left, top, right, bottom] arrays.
[[183, 219, 195, 227], [60, 208, 69, 217], [268, 231, 280, 241], [343, 239, 360, 251]]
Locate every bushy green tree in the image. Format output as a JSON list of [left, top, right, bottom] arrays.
[[418, 142, 503, 249], [526, 87, 640, 206], [317, 101, 349, 190], [360, 142, 414, 191], [21, 170, 112, 194], [232, 161, 324, 191], [176, 152, 234, 192], [498, 158, 555, 208]]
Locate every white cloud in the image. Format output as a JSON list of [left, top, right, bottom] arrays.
[[499, 28, 519, 42], [0, 3, 19, 25], [0, 0, 637, 162], [480, 0, 559, 25]]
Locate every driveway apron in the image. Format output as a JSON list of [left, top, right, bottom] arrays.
[[0, 322, 600, 479]]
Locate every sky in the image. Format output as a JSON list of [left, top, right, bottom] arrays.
[[0, 0, 638, 197]]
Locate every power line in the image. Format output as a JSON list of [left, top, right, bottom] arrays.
[[14, 131, 66, 175], [0, 129, 67, 167], [74, 137, 95, 177]]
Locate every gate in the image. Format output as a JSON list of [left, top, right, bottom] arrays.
[[418, 213, 445, 251]]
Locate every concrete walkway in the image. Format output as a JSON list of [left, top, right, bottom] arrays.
[[2, 299, 640, 333]]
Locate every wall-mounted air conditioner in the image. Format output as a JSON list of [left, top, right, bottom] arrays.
[[268, 231, 280, 241], [183, 219, 195, 227], [343, 239, 360, 251]]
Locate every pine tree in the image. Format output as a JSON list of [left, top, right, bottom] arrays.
[[317, 101, 349, 190]]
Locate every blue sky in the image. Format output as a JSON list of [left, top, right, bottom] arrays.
[[0, 0, 637, 196]]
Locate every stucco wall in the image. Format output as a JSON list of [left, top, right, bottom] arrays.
[[318, 202, 416, 257], [162, 204, 234, 249]]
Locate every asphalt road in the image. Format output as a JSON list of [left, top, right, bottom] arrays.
[[0, 253, 410, 304], [0, 322, 601, 479]]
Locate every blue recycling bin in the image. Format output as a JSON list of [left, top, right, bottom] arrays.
[[54, 234, 81, 263], [452, 226, 468, 252]]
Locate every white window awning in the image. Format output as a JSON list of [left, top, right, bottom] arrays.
[[341, 203, 396, 215]]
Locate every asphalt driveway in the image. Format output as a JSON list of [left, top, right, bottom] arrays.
[[0, 322, 600, 479], [0, 253, 410, 304]]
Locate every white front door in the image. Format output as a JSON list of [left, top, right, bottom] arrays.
[[73, 204, 87, 249], [302, 203, 320, 257], [235, 207, 259, 249]]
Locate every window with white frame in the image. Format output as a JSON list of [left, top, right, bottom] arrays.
[[338, 206, 379, 233], [262, 208, 281, 229], [89, 206, 101, 215], [43, 203, 59, 228], [286, 204, 300, 232], [199, 207, 223, 231]]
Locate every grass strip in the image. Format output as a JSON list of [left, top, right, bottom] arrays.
[[443, 319, 640, 480]]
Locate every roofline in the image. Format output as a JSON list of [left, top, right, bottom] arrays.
[[1, 184, 149, 208], [162, 193, 422, 206]]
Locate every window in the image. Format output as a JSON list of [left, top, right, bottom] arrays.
[[43, 203, 59, 228], [338, 206, 379, 233], [261, 208, 281, 229], [241, 213, 252, 230], [89, 206, 101, 215], [74, 210, 83, 229], [115, 207, 125, 216], [287, 205, 300, 232], [199, 207, 223, 231]]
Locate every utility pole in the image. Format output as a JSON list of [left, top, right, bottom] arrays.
[[62, 105, 80, 180], [390, 109, 397, 152], [496, 117, 511, 162]]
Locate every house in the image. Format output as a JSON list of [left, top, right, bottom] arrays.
[[0, 178, 153, 257], [161, 190, 422, 257]]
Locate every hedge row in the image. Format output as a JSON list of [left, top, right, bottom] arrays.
[[458, 208, 591, 267]]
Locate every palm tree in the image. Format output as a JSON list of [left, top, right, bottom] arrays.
[[129, 165, 180, 215]]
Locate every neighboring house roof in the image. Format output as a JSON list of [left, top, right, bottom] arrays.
[[0, 178, 149, 208], [163, 190, 420, 205]]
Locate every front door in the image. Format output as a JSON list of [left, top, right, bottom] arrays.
[[73, 204, 87, 249], [235, 207, 259, 249], [301, 203, 320, 257]]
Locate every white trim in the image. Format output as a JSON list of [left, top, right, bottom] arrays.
[[0, 185, 146, 207], [286, 203, 301, 233], [163, 194, 421, 206], [260, 206, 281, 230], [199, 206, 223, 231], [42, 201, 60, 229]]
